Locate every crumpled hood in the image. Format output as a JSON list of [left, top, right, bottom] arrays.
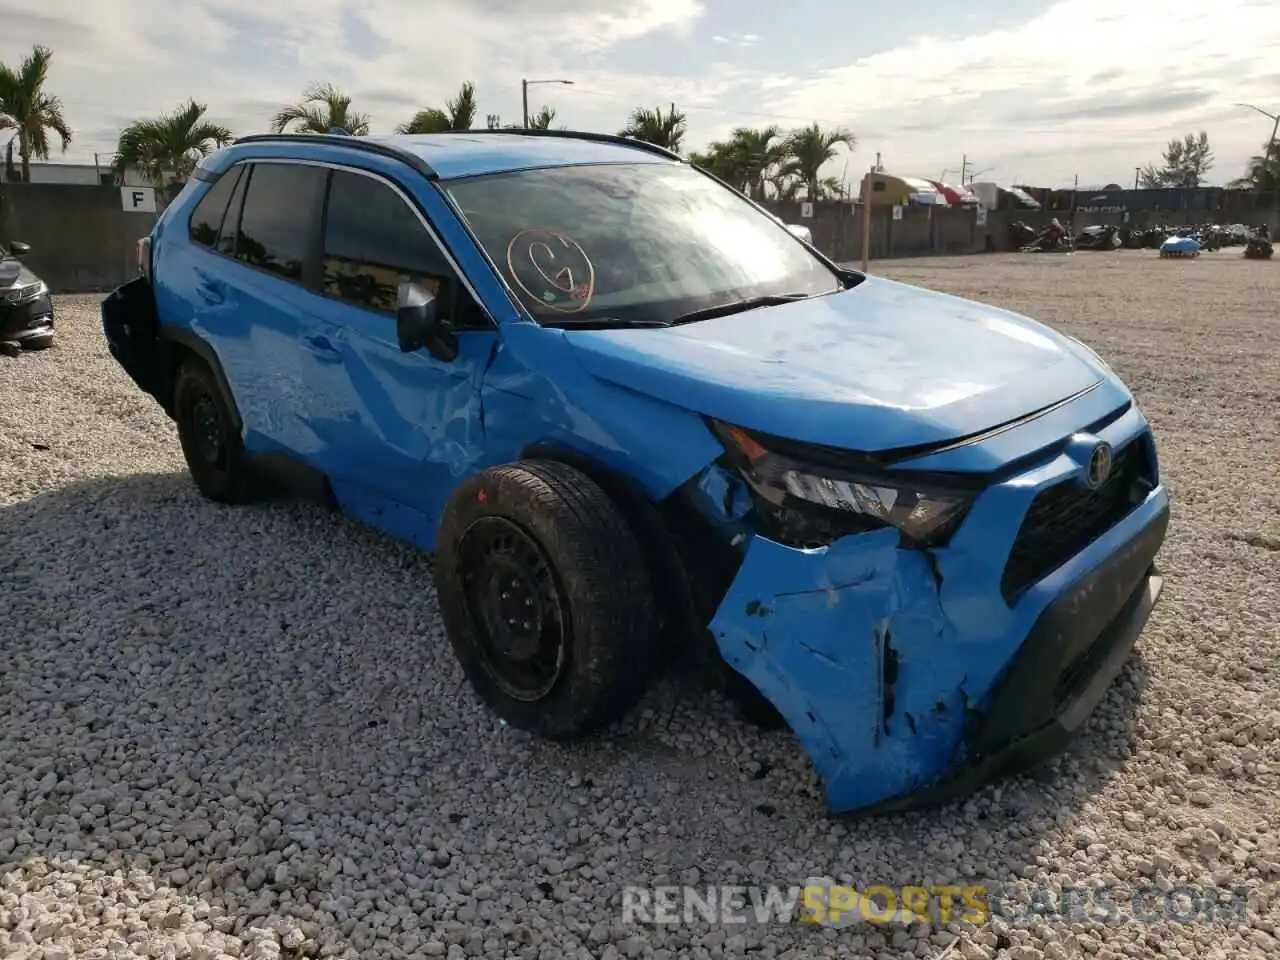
[[564, 275, 1106, 452]]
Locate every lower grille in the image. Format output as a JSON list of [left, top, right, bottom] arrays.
[[1001, 438, 1152, 604]]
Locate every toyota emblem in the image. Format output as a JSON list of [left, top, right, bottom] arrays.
[[1085, 441, 1113, 490]]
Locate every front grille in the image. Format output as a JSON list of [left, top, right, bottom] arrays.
[[1000, 438, 1152, 604], [2, 282, 43, 305]]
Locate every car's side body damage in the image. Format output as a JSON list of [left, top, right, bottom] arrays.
[[102, 131, 1169, 818]]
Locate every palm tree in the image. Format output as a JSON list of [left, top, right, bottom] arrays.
[[1228, 139, 1280, 204], [768, 170, 803, 201], [619, 104, 686, 152], [0, 44, 72, 182], [725, 126, 788, 198], [690, 141, 750, 193], [113, 99, 233, 197], [782, 123, 854, 200], [527, 105, 558, 131], [272, 83, 370, 135], [396, 82, 478, 133]]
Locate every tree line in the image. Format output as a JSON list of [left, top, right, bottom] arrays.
[[3, 43, 1277, 204]]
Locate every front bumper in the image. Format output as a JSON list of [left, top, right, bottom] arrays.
[[708, 408, 1170, 816], [859, 533, 1165, 816], [0, 292, 55, 344]]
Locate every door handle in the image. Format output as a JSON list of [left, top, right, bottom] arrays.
[[303, 334, 343, 362]]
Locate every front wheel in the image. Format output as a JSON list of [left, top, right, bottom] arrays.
[[434, 460, 663, 739]]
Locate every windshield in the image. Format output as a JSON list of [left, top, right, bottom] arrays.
[[442, 161, 840, 326]]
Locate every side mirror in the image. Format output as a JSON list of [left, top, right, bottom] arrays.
[[396, 281, 458, 362], [785, 223, 813, 244], [9, 241, 31, 257]]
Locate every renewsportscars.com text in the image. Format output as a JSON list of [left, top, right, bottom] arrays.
[[620, 880, 1252, 928]]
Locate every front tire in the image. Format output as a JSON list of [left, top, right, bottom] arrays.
[[434, 460, 663, 739], [173, 358, 258, 504]]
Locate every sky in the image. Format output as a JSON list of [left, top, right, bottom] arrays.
[[2, 0, 1278, 189]]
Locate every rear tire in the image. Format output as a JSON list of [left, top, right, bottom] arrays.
[[173, 358, 258, 504], [434, 459, 663, 739]]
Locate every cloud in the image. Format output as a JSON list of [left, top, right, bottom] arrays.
[[711, 33, 760, 47], [1, 0, 1277, 187], [758, 0, 1280, 185], [0, 0, 709, 159]]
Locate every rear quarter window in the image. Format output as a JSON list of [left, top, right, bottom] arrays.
[[188, 167, 243, 247]]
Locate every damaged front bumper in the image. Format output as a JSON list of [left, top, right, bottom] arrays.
[[708, 415, 1170, 817]]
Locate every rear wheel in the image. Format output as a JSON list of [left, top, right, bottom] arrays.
[[173, 358, 258, 504], [434, 460, 663, 738]]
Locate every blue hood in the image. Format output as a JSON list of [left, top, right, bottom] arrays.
[[564, 276, 1104, 451]]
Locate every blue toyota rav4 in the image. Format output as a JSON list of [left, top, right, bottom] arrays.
[[102, 130, 1170, 816]]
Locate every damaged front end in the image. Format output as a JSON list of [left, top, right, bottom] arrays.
[[684, 414, 1168, 816]]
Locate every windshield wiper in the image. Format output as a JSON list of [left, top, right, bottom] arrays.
[[540, 316, 672, 330], [667, 293, 813, 326]]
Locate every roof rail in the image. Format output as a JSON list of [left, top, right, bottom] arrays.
[[416, 128, 686, 162], [230, 133, 438, 179]]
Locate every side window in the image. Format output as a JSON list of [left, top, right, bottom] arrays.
[[235, 162, 327, 283], [216, 164, 250, 256], [322, 170, 453, 315], [188, 166, 242, 248]]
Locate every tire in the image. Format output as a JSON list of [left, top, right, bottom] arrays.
[[173, 358, 258, 504], [434, 459, 663, 739]]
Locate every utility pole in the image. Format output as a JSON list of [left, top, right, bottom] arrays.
[[861, 164, 876, 272], [961, 154, 970, 185], [1134, 167, 1141, 190], [521, 78, 574, 128]]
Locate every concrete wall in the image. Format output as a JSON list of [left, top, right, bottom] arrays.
[[762, 200, 989, 261], [2, 183, 1277, 294], [760, 199, 1280, 261], [0, 184, 157, 293], [1, 161, 151, 187]]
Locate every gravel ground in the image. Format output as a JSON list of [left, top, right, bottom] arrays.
[[1, 249, 1277, 960]]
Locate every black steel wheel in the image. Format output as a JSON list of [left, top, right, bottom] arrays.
[[435, 459, 664, 739], [458, 516, 570, 702], [174, 358, 258, 504]]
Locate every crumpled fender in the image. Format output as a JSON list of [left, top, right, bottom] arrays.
[[709, 528, 977, 814]]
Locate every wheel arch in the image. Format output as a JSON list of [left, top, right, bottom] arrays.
[[517, 441, 703, 646], [160, 327, 243, 434]]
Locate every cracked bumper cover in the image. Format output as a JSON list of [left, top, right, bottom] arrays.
[[709, 485, 1170, 817]]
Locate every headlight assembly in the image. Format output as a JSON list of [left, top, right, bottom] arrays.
[[710, 420, 975, 548]]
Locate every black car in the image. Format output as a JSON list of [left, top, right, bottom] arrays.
[[0, 241, 55, 351]]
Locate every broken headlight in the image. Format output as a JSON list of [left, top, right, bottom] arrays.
[[711, 420, 975, 547]]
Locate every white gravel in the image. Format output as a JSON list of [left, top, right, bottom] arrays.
[[1, 252, 1278, 960]]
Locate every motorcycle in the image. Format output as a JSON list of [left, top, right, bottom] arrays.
[[1020, 232, 1074, 253], [1244, 228, 1273, 259], [1075, 225, 1120, 251], [1008, 221, 1037, 248]]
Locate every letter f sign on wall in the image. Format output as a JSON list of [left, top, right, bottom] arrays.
[[121, 186, 157, 214]]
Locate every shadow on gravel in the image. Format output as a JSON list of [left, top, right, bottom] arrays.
[[0, 470, 1152, 952]]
